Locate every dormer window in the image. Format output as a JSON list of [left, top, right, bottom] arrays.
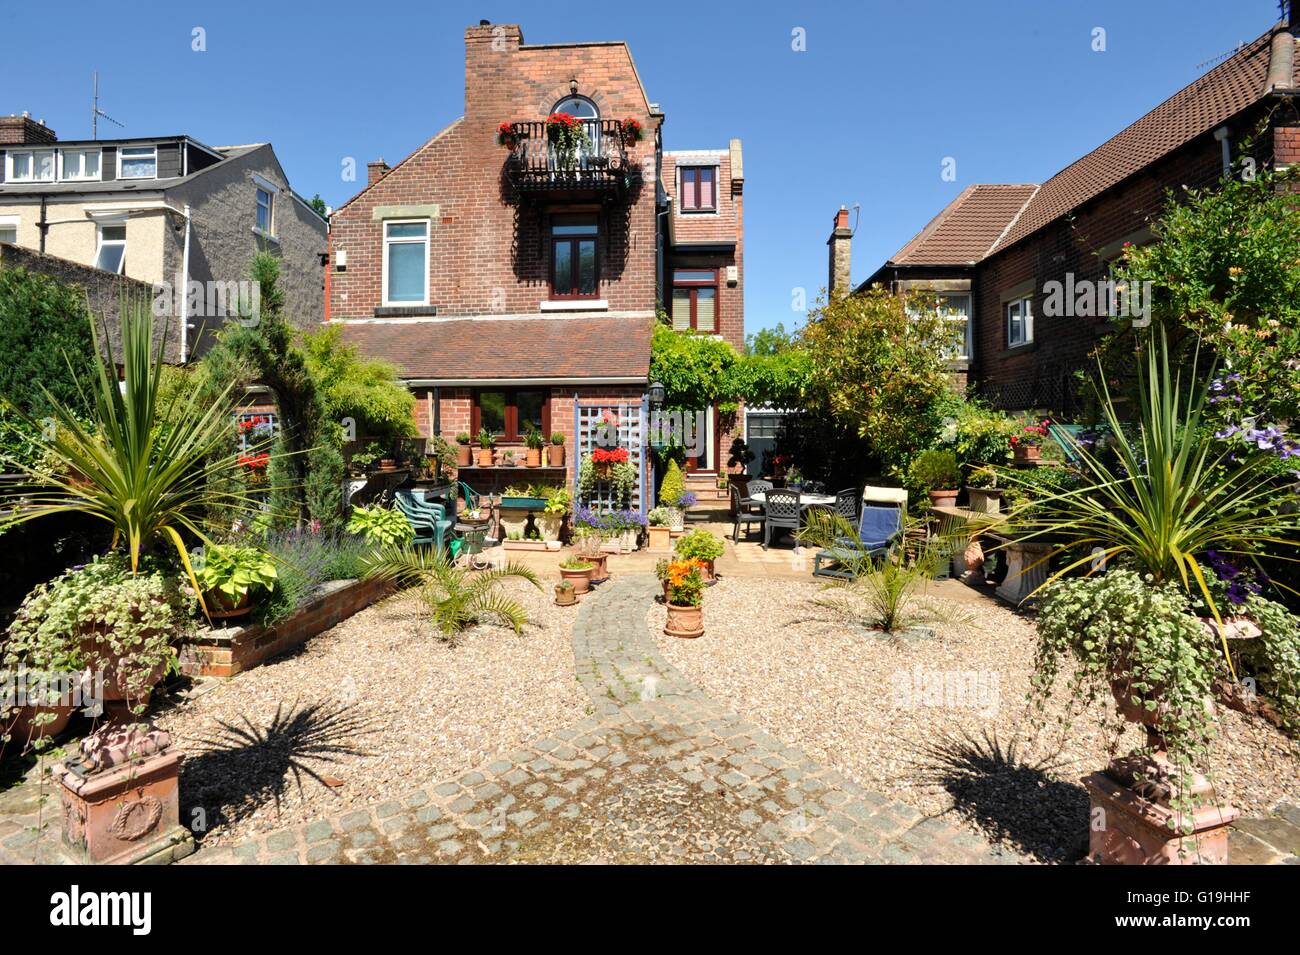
[[60, 148, 101, 181], [7, 149, 55, 182], [118, 146, 157, 179], [679, 166, 717, 212]]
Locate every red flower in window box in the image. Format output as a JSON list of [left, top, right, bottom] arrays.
[[591, 447, 629, 465], [237, 453, 270, 472], [621, 117, 643, 145]]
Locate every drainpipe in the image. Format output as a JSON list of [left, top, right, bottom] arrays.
[[179, 204, 192, 363], [38, 196, 47, 253]]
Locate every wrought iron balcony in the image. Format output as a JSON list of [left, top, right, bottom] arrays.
[[504, 120, 636, 197]]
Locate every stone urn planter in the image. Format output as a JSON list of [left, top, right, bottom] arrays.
[[77, 630, 171, 716], [664, 602, 704, 639], [667, 508, 685, 533], [966, 488, 1003, 514], [558, 564, 592, 595]]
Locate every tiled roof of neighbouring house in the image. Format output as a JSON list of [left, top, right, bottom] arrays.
[[990, 24, 1298, 254], [886, 184, 1039, 267], [337, 315, 653, 382]]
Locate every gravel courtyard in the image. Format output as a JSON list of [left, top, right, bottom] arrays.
[[155, 581, 588, 847], [650, 576, 1300, 863]]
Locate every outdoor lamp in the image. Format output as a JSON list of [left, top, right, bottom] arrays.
[[649, 381, 666, 406], [570, 77, 579, 96]]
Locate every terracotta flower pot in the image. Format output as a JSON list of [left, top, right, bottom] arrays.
[[587, 552, 610, 583], [697, 559, 716, 583], [559, 565, 592, 595], [77, 630, 170, 713], [205, 589, 252, 620], [477, 448, 495, 467], [1014, 444, 1041, 463], [526, 447, 541, 468], [549, 444, 565, 468], [664, 602, 704, 639], [928, 489, 959, 508], [456, 444, 472, 467], [554, 585, 577, 606], [3, 703, 76, 757], [647, 525, 671, 551], [378, 458, 397, 471]]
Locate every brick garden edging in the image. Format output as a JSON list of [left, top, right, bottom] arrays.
[[180, 577, 394, 678]]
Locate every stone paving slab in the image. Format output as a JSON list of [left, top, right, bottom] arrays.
[[191, 575, 1019, 865]]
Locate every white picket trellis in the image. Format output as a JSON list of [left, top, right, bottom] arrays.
[[574, 398, 648, 513]]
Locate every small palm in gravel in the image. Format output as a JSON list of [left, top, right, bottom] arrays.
[[362, 544, 541, 637]]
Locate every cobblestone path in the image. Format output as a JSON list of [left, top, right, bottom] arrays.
[[189, 575, 1017, 865]]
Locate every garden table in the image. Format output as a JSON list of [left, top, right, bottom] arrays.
[[748, 490, 836, 510]]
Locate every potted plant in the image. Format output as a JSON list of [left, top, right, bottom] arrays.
[[524, 426, 544, 468], [965, 466, 1004, 514], [554, 580, 577, 606], [549, 431, 566, 468], [663, 559, 706, 639], [500, 449, 517, 468], [647, 507, 673, 551], [591, 446, 628, 478], [455, 432, 473, 468], [1012, 418, 1051, 463], [572, 520, 611, 582], [7, 555, 195, 718], [349, 443, 380, 476], [196, 543, 278, 619], [476, 428, 496, 467], [674, 528, 724, 583], [657, 459, 691, 532], [545, 112, 590, 170], [559, 556, 594, 595], [621, 116, 644, 146], [910, 449, 961, 508], [496, 121, 518, 149]]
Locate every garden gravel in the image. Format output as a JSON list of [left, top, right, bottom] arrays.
[[155, 581, 586, 847], [651, 576, 1300, 863]]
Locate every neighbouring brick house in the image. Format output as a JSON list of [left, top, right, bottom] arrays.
[[852, 15, 1300, 414], [0, 113, 327, 357], [329, 22, 744, 503]]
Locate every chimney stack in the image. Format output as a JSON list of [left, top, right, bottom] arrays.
[[367, 159, 390, 186], [827, 206, 853, 297], [0, 113, 57, 145]]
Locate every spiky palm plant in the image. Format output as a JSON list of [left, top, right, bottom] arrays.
[[361, 543, 541, 637], [996, 327, 1300, 663], [0, 298, 271, 597]]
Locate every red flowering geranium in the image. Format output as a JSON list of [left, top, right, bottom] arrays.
[[496, 121, 517, 147], [621, 117, 643, 145], [591, 447, 629, 465], [1012, 418, 1052, 448], [237, 453, 270, 471]]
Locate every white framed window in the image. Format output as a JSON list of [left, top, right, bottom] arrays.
[[59, 148, 101, 181], [118, 146, 157, 179], [382, 219, 429, 305], [0, 215, 17, 245], [937, 292, 972, 361], [95, 221, 127, 274], [255, 187, 274, 236], [1006, 296, 1034, 347], [7, 149, 56, 182]]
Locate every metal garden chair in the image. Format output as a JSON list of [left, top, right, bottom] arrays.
[[730, 484, 765, 543], [762, 488, 802, 550]]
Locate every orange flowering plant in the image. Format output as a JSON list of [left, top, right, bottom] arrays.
[[663, 558, 705, 607]]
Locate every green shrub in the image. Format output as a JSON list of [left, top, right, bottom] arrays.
[[674, 528, 723, 562], [0, 267, 97, 419], [908, 449, 960, 490], [659, 458, 686, 506]]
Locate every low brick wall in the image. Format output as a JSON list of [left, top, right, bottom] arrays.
[[180, 577, 395, 678]]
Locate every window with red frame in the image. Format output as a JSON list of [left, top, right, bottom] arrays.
[[472, 389, 549, 442], [670, 269, 718, 333], [550, 214, 599, 299], [679, 166, 717, 212]]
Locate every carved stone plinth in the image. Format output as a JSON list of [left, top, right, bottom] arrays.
[[54, 726, 193, 865], [1083, 763, 1238, 865]]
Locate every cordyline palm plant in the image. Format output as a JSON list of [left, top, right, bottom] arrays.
[[361, 543, 541, 637], [0, 298, 272, 601], [996, 326, 1300, 664]]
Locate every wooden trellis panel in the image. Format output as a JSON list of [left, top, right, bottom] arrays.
[[574, 399, 647, 513]]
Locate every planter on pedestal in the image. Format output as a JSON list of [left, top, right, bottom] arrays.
[[966, 488, 1003, 514], [992, 536, 1052, 606]]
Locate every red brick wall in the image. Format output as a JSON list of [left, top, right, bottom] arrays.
[[329, 25, 660, 320], [973, 120, 1273, 413]]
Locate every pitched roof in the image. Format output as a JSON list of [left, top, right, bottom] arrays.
[[991, 25, 1296, 254], [338, 315, 652, 382], [885, 184, 1038, 267]]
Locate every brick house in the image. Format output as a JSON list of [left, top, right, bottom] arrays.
[[329, 22, 744, 503], [0, 114, 327, 356], [853, 15, 1300, 414]]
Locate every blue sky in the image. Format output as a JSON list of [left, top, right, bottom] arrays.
[[1, 0, 1286, 334]]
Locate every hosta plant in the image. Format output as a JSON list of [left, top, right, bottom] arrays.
[[196, 543, 278, 606], [347, 504, 414, 547]]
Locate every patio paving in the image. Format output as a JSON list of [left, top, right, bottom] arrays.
[[185, 574, 1020, 865]]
